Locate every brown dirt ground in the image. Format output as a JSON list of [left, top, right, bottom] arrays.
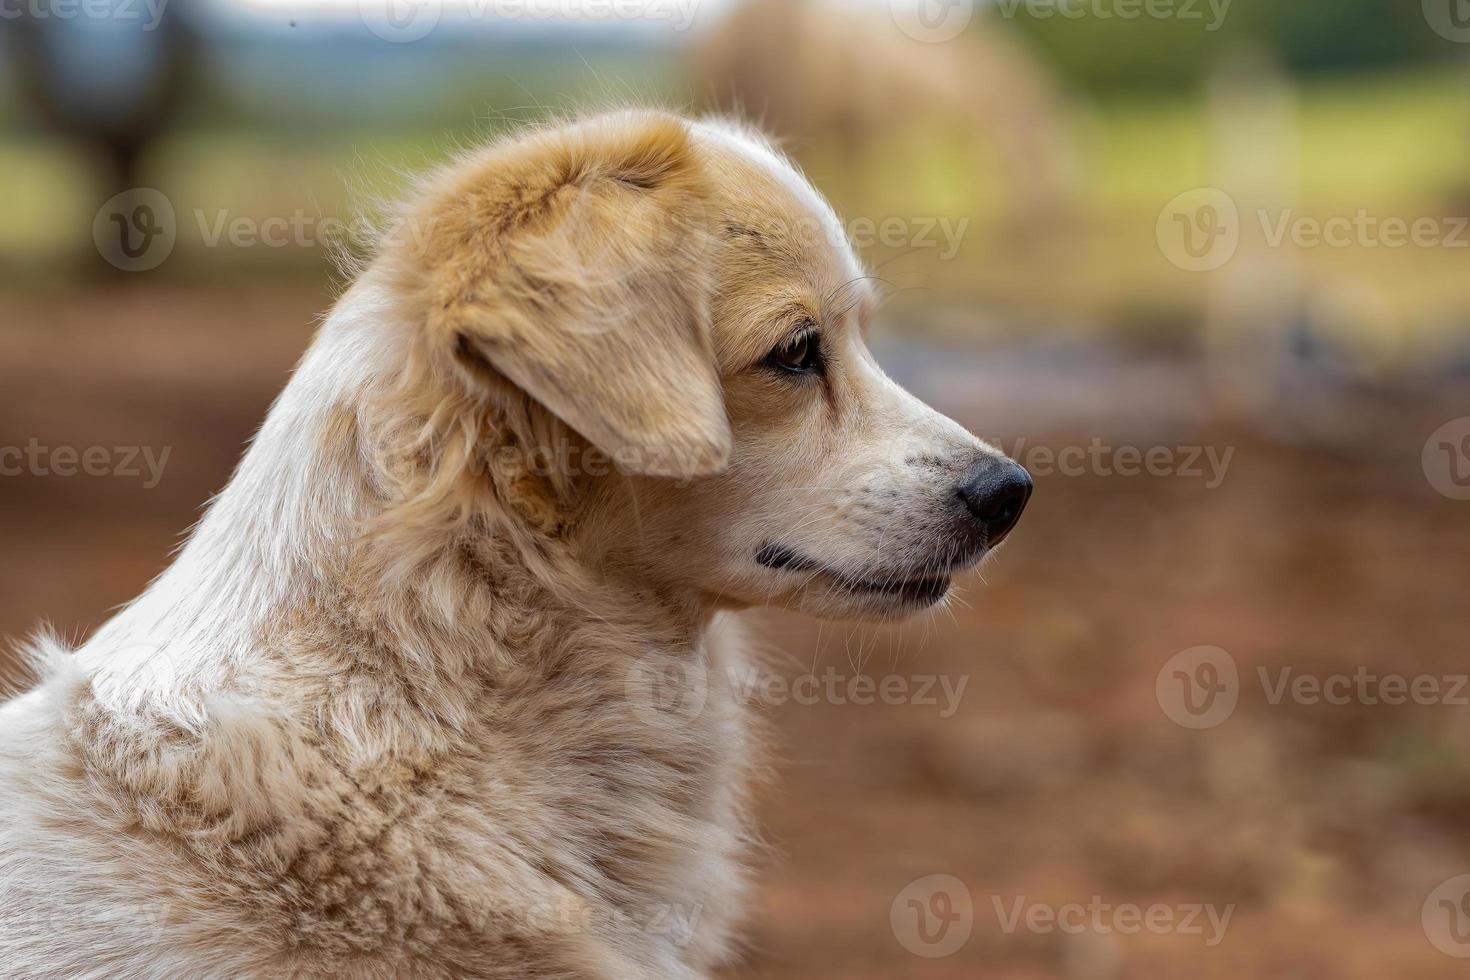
[[2, 286, 1468, 978]]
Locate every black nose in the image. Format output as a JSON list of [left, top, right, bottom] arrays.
[[957, 458, 1033, 544]]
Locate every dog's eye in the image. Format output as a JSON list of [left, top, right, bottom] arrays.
[[765, 329, 823, 376]]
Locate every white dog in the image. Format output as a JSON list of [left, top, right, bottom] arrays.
[[0, 111, 1030, 979]]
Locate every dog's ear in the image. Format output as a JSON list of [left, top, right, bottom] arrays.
[[412, 112, 729, 480]]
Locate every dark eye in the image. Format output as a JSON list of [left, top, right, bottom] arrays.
[[765, 329, 823, 376]]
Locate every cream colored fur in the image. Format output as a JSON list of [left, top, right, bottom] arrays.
[[0, 110, 1007, 979]]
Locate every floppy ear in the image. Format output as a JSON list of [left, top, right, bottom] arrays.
[[411, 112, 729, 480]]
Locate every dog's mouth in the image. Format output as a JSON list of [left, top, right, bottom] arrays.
[[755, 543, 956, 608]]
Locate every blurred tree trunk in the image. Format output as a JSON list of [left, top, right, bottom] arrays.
[[10, 2, 193, 275]]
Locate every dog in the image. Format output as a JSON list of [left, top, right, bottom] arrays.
[[0, 110, 1031, 979]]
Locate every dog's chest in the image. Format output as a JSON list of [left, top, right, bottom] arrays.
[[484, 640, 750, 909], [61, 624, 753, 973], [276, 637, 753, 971]]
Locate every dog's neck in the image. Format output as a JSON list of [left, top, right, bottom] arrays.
[[83, 274, 711, 725]]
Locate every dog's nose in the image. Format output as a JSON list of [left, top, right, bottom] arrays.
[[957, 458, 1033, 545]]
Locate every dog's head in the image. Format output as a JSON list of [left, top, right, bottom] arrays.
[[389, 110, 1029, 619]]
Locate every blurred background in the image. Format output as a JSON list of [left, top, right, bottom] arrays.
[[3, 0, 1470, 975]]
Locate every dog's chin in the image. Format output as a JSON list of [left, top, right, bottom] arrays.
[[797, 573, 955, 621], [754, 543, 972, 621]]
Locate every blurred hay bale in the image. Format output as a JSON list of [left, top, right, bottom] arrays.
[[691, 0, 1077, 230]]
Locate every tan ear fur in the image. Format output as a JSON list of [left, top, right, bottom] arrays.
[[404, 111, 730, 480]]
